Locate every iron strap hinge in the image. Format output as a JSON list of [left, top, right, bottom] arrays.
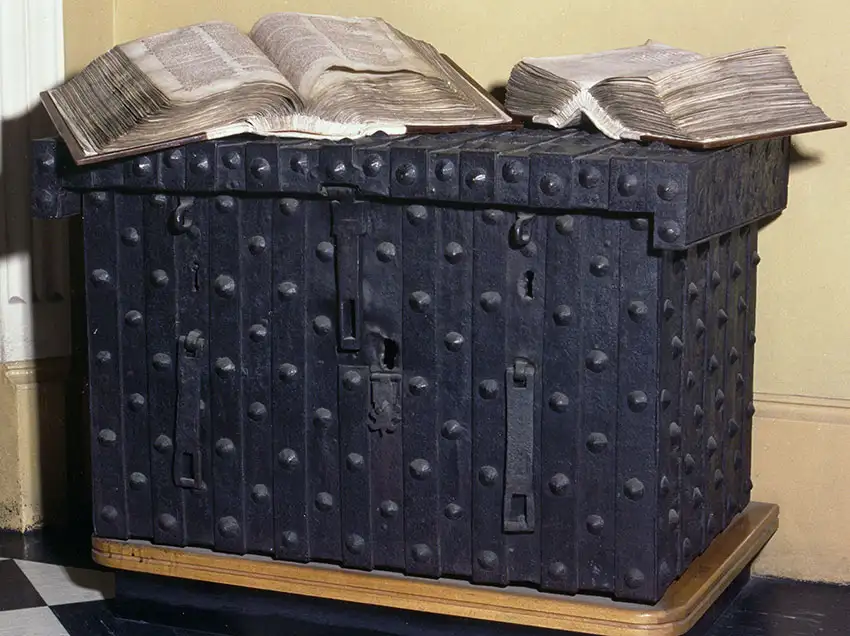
[[504, 358, 536, 533], [331, 196, 367, 352], [174, 329, 205, 490]]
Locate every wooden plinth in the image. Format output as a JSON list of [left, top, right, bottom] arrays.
[[93, 501, 778, 636]]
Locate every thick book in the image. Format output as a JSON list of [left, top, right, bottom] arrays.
[[43, 12, 513, 165], [504, 41, 845, 148]]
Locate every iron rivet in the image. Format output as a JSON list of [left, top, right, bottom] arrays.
[[215, 357, 235, 377], [409, 291, 431, 312], [630, 217, 649, 231], [578, 166, 601, 188], [444, 332, 465, 352], [444, 503, 463, 520], [189, 153, 210, 175], [95, 351, 112, 365], [313, 408, 332, 428], [395, 163, 417, 185], [555, 215, 574, 235], [409, 458, 431, 480], [714, 469, 724, 488], [585, 349, 608, 372], [279, 363, 298, 383], [409, 376, 429, 396], [326, 160, 346, 179], [684, 454, 696, 474], [465, 167, 487, 189], [278, 448, 299, 469], [589, 255, 609, 276], [249, 324, 267, 342], [380, 500, 399, 518], [658, 220, 682, 243], [281, 531, 299, 548], [477, 550, 499, 571], [315, 492, 334, 511], [222, 151, 241, 169], [376, 242, 396, 262], [215, 195, 235, 213], [482, 209, 503, 224], [87, 191, 108, 207], [290, 153, 308, 174], [247, 402, 267, 421], [411, 543, 432, 563], [157, 513, 177, 531], [215, 438, 235, 457], [313, 315, 332, 335], [480, 291, 502, 312], [549, 392, 569, 413], [91, 269, 111, 286], [121, 227, 140, 246], [164, 149, 182, 167], [500, 159, 524, 183], [707, 436, 718, 456], [628, 300, 648, 321], [278, 281, 298, 299], [98, 429, 117, 446], [441, 420, 465, 440], [435, 159, 454, 181], [150, 269, 169, 288], [251, 484, 270, 504], [125, 310, 143, 326], [249, 157, 271, 180], [129, 472, 148, 490], [346, 453, 365, 472], [586, 432, 608, 453], [478, 465, 498, 486], [279, 198, 299, 215], [624, 478, 645, 500], [248, 235, 266, 255], [478, 379, 499, 399], [539, 173, 562, 195], [316, 241, 334, 262], [362, 153, 383, 177], [548, 561, 567, 579], [343, 370, 363, 390], [553, 304, 572, 326], [617, 173, 638, 197], [656, 179, 679, 201], [549, 473, 570, 496], [405, 205, 428, 226], [625, 568, 645, 589], [217, 516, 240, 538], [153, 435, 172, 453], [586, 515, 605, 535], [345, 534, 366, 554], [660, 476, 671, 496], [127, 393, 145, 411], [444, 242, 464, 264], [214, 275, 236, 298]]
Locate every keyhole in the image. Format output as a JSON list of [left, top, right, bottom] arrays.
[[191, 261, 200, 292], [382, 338, 399, 370], [519, 270, 535, 300]]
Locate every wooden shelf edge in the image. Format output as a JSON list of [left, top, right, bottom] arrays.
[[92, 501, 778, 636]]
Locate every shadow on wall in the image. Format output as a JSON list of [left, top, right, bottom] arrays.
[[0, 105, 91, 537]]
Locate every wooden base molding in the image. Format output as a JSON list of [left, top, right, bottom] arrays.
[[93, 501, 778, 636]]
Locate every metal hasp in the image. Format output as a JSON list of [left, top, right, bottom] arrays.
[[30, 128, 791, 605], [504, 359, 535, 533], [174, 329, 205, 490], [329, 187, 366, 352]]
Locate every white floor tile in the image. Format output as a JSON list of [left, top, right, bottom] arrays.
[[0, 607, 70, 636], [13, 561, 114, 606]]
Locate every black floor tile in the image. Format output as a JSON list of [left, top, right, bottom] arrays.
[[0, 559, 46, 611], [52, 600, 216, 636]]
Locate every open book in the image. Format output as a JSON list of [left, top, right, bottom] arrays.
[[504, 41, 845, 148], [43, 13, 513, 165]]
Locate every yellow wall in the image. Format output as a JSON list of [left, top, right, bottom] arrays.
[[62, 0, 850, 581]]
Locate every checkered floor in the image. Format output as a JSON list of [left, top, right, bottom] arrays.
[[0, 557, 114, 635]]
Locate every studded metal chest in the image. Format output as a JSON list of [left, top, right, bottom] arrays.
[[31, 129, 789, 604]]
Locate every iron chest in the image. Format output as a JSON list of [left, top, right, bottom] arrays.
[[31, 129, 790, 604]]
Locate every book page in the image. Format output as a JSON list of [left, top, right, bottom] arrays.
[[121, 21, 295, 102], [525, 41, 704, 90], [250, 12, 436, 97]]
